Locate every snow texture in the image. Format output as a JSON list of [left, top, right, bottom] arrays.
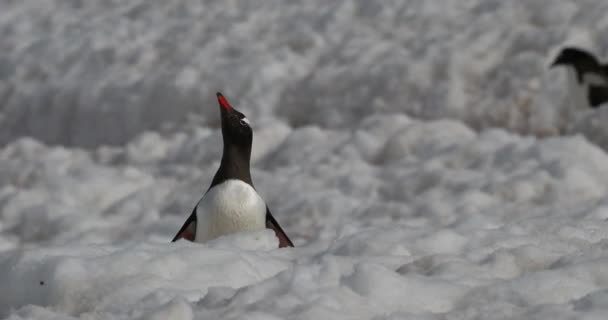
[[2, 1, 608, 319]]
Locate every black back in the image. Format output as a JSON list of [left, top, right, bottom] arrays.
[[588, 85, 608, 108]]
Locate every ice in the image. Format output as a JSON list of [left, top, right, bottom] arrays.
[[3, 0, 608, 319]]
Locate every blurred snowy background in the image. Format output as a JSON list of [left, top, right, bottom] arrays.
[[3, 1, 608, 319]]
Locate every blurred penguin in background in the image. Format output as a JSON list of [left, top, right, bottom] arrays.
[[551, 47, 608, 110]]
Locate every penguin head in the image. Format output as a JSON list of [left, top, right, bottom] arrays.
[[216, 92, 253, 147], [551, 47, 602, 82]]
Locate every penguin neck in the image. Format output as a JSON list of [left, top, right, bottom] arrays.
[[210, 143, 253, 189]]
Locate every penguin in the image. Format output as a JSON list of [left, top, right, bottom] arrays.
[[172, 92, 294, 248], [551, 47, 608, 109]]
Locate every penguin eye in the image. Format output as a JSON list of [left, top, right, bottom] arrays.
[[239, 118, 250, 127]]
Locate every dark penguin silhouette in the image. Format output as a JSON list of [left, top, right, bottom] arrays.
[[551, 47, 608, 108], [172, 92, 293, 248]]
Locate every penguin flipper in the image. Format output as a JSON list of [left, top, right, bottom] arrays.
[[589, 85, 608, 108], [172, 209, 197, 242], [265, 207, 294, 248]]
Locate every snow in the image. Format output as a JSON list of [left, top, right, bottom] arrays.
[[2, 1, 608, 319]]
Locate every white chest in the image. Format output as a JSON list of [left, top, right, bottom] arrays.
[[194, 180, 267, 242], [566, 68, 608, 110], [566, 68, 590, 110]]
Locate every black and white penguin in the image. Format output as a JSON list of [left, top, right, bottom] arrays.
[[551, 47, 608, 109], [172, 92, 293, 248]]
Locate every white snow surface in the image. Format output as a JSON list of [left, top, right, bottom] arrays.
[[3, 1, 608, 319]]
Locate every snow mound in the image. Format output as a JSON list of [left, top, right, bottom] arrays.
[[0, 232, 290, 318]]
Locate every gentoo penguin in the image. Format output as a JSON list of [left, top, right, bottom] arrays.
[[172, 92, 293, 248], [551, 47, 608, 109]]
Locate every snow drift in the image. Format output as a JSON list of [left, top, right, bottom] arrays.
[[2, 1, 608, 319]]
